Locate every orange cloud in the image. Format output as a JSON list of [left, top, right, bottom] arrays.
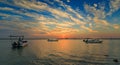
[[81, 25, 98, 33], [113, 24, 119, 29], [93, 17, 109, 26]]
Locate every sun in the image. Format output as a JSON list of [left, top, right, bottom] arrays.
[[58, 34, 69, 38]]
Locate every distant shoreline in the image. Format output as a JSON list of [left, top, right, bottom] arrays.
[[0, 38, 120, 40]]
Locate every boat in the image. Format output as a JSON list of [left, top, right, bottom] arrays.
[[83, 38, 102, 43], [48, 38, 58, 42], [10, 35, 28, 48], [12, 41, 28, 47]]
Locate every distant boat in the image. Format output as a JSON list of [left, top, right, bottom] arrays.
[[83, 38, 102, 43], [48, 38, 58, 42], [9, 35, 28, 48]]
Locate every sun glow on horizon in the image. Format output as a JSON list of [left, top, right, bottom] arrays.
[[0, 0, 120, 37]]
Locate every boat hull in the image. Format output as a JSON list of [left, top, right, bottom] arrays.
[[83, 39, 103, 43], [48, 39, 58, 42], [12, 41, 28, 48], [85, 41, 102, 43]]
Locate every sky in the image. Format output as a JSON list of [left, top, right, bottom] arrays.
[[0, 0, 120, 38]]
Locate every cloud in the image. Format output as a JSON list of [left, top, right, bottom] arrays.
[[67, 0, 70, 2], [84, 4, 106, 19], [55, 0, 84, 20], [66, 6, 84, 19], [108, 0, 120, 15], [0, 13, 10, 17], [84, 1, 120, 34], [0, 0, 85, 23], [92, 17, 120, 32], [36, 15, 48, 21], [0, 7, 22, 18], [13, 0, 69, 18], [0, 7, 14, 10], [1, 0, 119, 38], [14, 0, 48, 10], [0, 7, 41, 20], [81, 25, 98, 33], [0, 19, 50, 35], [40, 19, 75, 28], [94, 4, 97, 7], [49, 27, 79, 34], [49, 8, 69, 18], [70, 16, 86, 25], [113, 24, 119, 29], [93, 17, 109, 26], [0, 0, 96, 36]]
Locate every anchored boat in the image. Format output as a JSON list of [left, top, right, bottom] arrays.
[[48, 38, 58, 42], [83, 38, 102, 43], [9, 35, 28, 48]]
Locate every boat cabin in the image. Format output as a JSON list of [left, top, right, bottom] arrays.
[[9, 35, 28, 47]]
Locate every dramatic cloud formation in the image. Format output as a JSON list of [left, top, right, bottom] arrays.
[[0, 0, 120, 38]]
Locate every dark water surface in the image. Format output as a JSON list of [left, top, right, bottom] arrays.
[[0, 39, 120, 65]]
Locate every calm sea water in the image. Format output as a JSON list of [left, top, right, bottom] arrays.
[[0, 39, 120, 65]]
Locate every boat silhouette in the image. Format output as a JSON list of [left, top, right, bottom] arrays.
[[83, 38, 102, 43], [9, 35, 28, 48]]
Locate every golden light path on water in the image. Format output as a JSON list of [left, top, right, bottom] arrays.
[[27, 39, 120, 64], [0, 39, 120, 65]]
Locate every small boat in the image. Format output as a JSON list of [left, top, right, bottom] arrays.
[[83, 39, 102, 43], [12, 41, 28, 47], [48, 38, 58, 42], [10, 35, 28, 48]]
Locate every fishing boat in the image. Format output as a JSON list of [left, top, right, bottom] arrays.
[[83, 38, 102, 43], [9, 35, 28, 48], [48, 38, 58, 42]]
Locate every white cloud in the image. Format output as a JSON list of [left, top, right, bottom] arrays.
[[84, 1, 120, 33], [66, 6, 84, 19], [69, 15, 86, 25], [0, 13, 10, 17], [12, 0, 73, 19], [67, 0, 70, 2], [93, 17, 109, 26], [83, 3, 120, 32], [1, 0, 85, 23], [0, 6, 41, 19], [55, 0, 84, 20], [108, 0, 120, 15], [84, 4, 106, 19], [81, 25, 98, 33], [0, 7, 14, 10], [94, 4, 97, 7]]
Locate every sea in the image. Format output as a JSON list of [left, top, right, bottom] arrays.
[[0, 39, 120, 65]]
